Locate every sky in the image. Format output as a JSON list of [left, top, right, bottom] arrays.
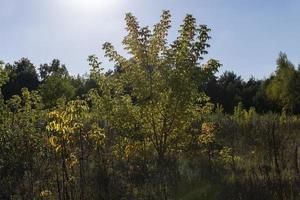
[[1, 0, 300, 80]]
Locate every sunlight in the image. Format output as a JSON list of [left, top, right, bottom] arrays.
[[66, 0, 119, 13]]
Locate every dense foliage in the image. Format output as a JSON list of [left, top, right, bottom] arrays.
[[0, 11, 299, 200]]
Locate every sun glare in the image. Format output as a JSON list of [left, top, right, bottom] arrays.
[[66, 0, 118, 13]]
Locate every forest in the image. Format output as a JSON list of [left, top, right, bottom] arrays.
[[0, 11, 299, 200]]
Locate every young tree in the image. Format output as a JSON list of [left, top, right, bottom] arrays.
[[47, 99, 105, 200], [89, 10, 220, 198]]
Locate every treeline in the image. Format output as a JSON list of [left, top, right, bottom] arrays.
[[204, 52, 300, 114], [0, 11, 299, 200], [2, 52, 300, 114], [1, 58, 96, 107]]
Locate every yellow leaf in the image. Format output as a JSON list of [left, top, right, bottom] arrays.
[[55, 145, 61, 153], [49, 136, 58, 147]]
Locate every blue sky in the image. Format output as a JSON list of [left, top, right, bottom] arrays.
[[1, 0, 300, 79]]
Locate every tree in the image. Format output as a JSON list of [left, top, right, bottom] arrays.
[[266, 52, 300, 113], [47, 99, 105, 200], [0, 88, 45, 199], [204, 71, 243, 113], [0, 60, 8, 88], [2, 58, 39, 100], [38, 60, 75, 107], [89, 10, 220, 198], [39, 59, 69, 81], [39, 76, 76, 108], [0, 61, 8, 97]]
